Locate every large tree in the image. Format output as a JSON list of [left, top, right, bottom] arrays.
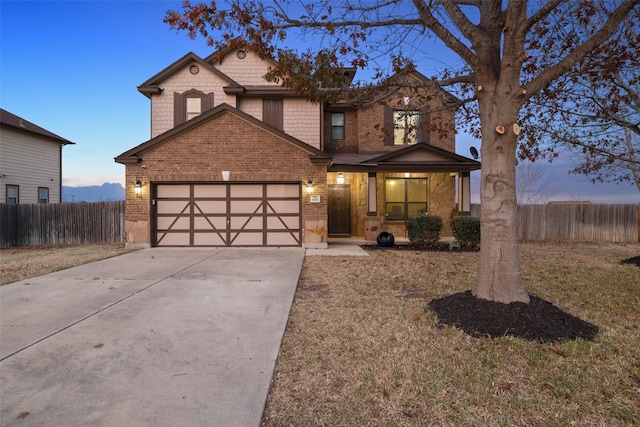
[[165, 0, 639, 303]]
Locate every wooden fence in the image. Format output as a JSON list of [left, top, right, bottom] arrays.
[[470, 203, 639, 243], [0, 201, 125, 247]]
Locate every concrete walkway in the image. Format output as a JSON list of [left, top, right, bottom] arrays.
[[0, 247, 305, 427]]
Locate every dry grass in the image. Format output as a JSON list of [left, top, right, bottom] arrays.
[[0, 243, 134, 285], [262, 242, 640, 427]]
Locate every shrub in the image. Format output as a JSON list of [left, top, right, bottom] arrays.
[[450, 216, 481, 247], [407, 213, 443, 247]]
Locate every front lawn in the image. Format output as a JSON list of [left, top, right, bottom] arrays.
[[262, 242, 640, 426]]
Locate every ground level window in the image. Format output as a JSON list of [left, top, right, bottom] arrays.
[[6, 184, 18, 204], [385, 178, 427, 220], [39, 187, 49, 203]]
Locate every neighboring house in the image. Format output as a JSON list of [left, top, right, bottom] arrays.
[[115, 46, 480, 248], [0, 109, 74, 204]]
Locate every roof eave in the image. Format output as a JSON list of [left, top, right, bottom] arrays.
[[114, 156, 142, 165]]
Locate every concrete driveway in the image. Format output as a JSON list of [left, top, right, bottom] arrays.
[[0, 247, 305, 427]]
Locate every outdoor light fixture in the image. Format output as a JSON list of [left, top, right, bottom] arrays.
[[134, 180, 142, 195], [336, 172, 345, 185], [306, 180, 314, 194]]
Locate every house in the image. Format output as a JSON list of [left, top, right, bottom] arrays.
[[115, 45, 480, 248], [0, 109, 74, 204]]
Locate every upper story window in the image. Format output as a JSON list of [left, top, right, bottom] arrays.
[[384, 105, 430, 146], [174, 89, 214, 127], [385, 178, 428, 220], [394, 110, 420, 145], [6, 184, 18, 204], [38, 187, 49, 204], [186, 97, 202, 121], [331, 112, 345, 140]]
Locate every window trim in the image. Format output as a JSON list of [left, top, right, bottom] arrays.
[[6, 184, 19, 204], [384, 177, 428, 220]]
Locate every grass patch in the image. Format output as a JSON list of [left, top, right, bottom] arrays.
[[262, 242, 640, 426], [0, 243, 135, 285]]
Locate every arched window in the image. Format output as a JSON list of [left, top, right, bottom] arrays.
[[174, 89, 214, 126]]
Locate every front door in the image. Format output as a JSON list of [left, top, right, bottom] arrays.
[[328, 184, 351, 235]]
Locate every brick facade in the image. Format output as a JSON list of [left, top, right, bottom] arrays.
[[125, 112, 327, 247]]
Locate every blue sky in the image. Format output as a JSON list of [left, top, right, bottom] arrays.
[[1, 0, 638, 203]]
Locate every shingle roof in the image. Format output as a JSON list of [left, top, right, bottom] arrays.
[[0, 109, 75, 145]]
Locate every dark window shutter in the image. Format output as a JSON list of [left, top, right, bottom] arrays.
[[420, 109, 431, 144], [203, 92, 215, 111], [263, 99, 283, 130], [174, 92, 184, 127], [383, 104, 394, 146]]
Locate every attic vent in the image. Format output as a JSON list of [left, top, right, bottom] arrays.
[[237, 50, 246, 59], [189, 65, 199, 75]]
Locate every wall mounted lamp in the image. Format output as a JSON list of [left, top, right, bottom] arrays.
[[134, 179, 142, 195], [306, 180, 314, 194], [336, 172, 345, 185]]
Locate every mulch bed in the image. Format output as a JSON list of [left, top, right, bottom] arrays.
[[362, 243, 479, 252], [621, 256, 640, 267], [428, 291, 599, 344]]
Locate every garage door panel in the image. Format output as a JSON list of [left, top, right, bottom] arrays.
[[157, 216, 190, 230], [268, 184, 299, 197], [230, 232, 263, 246], [155, 183, 300, 247], [194, 185, 226, 197], [230, 200, 262, 213], [230, 216, 263, 229], [194, 233, 226, 246], [157, 232, 191, 246], [230, 184, 263, 197], [194, 200, 226, 213], [267, 232, 299, 246], [157, 185, 190, 198], [157, 200, 189, 214], [267, 216, 299, 229], [194, 216, 226, 229], [267, 200, 299, 213]]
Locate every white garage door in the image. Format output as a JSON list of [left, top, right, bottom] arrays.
[[154, 183, 301, 247]]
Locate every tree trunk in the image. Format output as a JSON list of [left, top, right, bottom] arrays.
[[473, 87, 530, 304]]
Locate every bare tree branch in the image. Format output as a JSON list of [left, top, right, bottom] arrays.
[[524, 0, 639, 97]]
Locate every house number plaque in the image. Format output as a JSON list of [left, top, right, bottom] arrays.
[[310, 195, 321, 203]]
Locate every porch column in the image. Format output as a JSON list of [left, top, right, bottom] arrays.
[[367, 172, 377, 214], [457, 172, 471, 215], [364, 172, 381, 240]]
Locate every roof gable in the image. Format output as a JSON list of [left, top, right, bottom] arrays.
[[137, 52, 239, 97], [115, 103, 331, 164], [0, 109, 74, 145], [366, 142, 472, 164]]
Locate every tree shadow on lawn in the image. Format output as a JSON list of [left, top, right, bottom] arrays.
[[428, 291, 599, 344]]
